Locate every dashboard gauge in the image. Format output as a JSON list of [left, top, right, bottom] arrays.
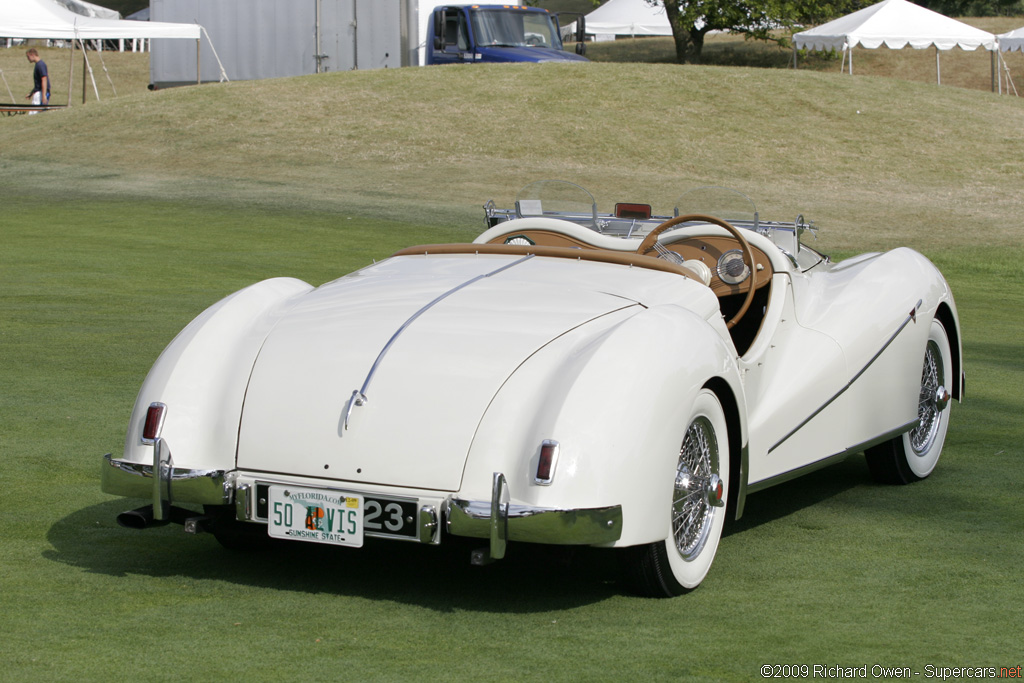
[[717, 249, 750, 285]]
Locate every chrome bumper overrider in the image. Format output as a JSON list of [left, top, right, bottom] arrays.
[[447, 473, 622, 560], [102, 453, 232, 506]]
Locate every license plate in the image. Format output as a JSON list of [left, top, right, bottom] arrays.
[[267, 485, 363, 547]]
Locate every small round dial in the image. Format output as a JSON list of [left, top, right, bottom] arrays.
[[717, 250, 750, 285]]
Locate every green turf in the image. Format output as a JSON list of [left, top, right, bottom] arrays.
[[1, 190, 1021, 681], [2, 56, 1023, 680]]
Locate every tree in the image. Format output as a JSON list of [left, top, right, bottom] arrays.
[[654, 0, 864, 63]]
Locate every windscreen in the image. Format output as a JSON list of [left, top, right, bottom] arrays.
[[469, 9, 563, 49]]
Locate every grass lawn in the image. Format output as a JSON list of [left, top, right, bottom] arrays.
[[1, 54, 1023, 680]]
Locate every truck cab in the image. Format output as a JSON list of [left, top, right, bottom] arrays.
[[426, 4, 588, 65]]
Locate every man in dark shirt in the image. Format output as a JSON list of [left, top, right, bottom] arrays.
[[25, 48, 49, 113]]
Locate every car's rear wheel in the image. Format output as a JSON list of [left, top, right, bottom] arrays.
[[866, 319, 952, 484], [625, 389, 730, 597]]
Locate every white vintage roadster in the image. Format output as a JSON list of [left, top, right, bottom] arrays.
[[102, 181, 963, 596]]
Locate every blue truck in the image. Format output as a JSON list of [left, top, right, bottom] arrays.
[[149, 0, 587, 88], [426, 4, 587, 65]]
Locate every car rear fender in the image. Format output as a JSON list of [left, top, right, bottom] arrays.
[[461, 302, 746, 548], [119, 277, 313, 473]]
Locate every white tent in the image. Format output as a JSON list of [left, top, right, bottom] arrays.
[[53, 0, 120, 20], [793, 0, 996, 82], [0, 0, 204, 104], [583, 0, 672, 40], [998, 26, 1024, 52], [0, 0, 200, 40]]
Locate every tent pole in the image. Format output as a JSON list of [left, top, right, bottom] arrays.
[[197, 39, 201, 84], [81, 41, 87, 104], [992, 50, 998, 93], [67, 38, 75, 107], [935, 46, 941, 85]]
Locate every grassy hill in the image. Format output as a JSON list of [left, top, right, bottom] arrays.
[[2, 59, 1023, 252]]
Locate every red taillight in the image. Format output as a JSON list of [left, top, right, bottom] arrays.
[[142, 402, 166, 442], [535, 440, 559, 485]]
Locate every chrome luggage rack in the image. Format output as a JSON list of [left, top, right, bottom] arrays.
[[483, 180, 825, 269]]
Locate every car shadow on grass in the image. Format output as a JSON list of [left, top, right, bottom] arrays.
[[45, 498, 622, 612], [723, 455, 872, 537], [47, 457, 872, 611]]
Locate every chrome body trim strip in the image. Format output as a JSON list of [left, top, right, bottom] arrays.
[[750, 419, 918, 494], [101, 453, 232, 505], [447, 498, 623, 546], [768, 298, 923, 454], [342, 254, 534, 433]]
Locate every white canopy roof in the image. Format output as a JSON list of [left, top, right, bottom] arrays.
[[998, 26, 1024, 52], [584, 0, 672, 37], [53, 0, 120, 20], [794, 0, 996, 52], [0, 0, 201, 40]]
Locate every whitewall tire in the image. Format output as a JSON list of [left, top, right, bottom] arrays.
[[866, 319, 952, 484], [626, 389, 730, 597]]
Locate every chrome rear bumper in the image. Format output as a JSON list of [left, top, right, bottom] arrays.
[[103, 457, 622, 558]]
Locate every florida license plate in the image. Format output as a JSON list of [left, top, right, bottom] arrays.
[[267, 486, 364, 547]]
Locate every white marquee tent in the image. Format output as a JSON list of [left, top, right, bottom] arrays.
[[793, 0, 996, 83], [53, 0, 120, 20], [998, 26, 1024, 52], [0, 0, 208, 105], [0, 0, 200, 40], [582, 0, 672, 40]]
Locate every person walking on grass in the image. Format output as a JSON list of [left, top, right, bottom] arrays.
[[26, 48, 49, 114]]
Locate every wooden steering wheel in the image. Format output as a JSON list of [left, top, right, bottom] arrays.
[[637, 214, 758, 330]]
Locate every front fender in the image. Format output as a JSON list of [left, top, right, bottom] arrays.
[[462, 302, 746, 548], [118, 278, 313, 474]]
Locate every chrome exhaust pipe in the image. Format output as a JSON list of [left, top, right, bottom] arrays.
[[117, 505, 163, 529]]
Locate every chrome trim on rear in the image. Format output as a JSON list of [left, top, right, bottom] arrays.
[[343, 254, 536, 434], [101, 453, 232, 505], [418, 505, 439, 544], [447, 498, 623, 546]]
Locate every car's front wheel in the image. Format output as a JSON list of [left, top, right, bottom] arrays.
[[866, 318, 953, 484], [625, 389, 730, 597]]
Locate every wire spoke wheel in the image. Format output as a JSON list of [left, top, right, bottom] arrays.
[[866, 319, 953, 484], [672, 416, 718, 560], [625, 389, 729, 597], [910, 339, 943, 456]]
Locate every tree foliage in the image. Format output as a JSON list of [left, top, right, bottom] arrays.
[[917, 0, 1024, 15], [655, 0, 866, 63]]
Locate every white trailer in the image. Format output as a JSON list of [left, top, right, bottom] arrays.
[[149, 0, 407, 88]]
